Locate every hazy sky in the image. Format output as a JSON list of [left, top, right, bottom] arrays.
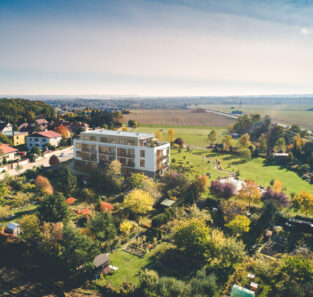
[[1, 0, 313, 96]]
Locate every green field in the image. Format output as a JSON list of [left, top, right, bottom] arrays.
[[133, 125, 228, 148], [170, 149, 228, 181], [198, 104, 313, 130], [211, 153, 313, 195]]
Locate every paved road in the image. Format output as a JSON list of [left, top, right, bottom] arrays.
[[0, 147, 74, 181]]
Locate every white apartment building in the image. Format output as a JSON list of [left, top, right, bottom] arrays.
[[73, 130, 170, 177]]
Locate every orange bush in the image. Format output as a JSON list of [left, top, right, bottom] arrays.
[[35, 175, 54, 195]]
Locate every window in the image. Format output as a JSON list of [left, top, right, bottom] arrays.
[[140, 150, 145, 158], [76, 143, 82, 150], [140, 159, 145, 167], [90, 136, 96, 141], [82, 136, 90, 141], [101, 137, 107, 143], [76, 151, 82, 158]]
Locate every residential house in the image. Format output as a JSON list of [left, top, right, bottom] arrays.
[[4, 222, 21, 236], [68, 121, 90, 134], [93, 253, 112, 276], [0, 143, 19, 163], [26, 131, 62, 150], [0, 122, 13, 136], [35, 119, 49, 130], [10, 131, 28, 146], [74, 129, 170, 177]]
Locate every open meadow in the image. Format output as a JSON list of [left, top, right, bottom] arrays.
[[198, 104, 313, 130], [124, 109, 235, 127]]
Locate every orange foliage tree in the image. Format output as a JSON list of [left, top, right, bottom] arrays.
[[273, 180, 283, 192], [54, 125, 70, 138], [35, 175, 54, 195], [238, 179, 261, 208]]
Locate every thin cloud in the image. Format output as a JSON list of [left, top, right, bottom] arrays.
[[300, 27, 311, 35]]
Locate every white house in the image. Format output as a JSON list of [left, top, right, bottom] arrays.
[[0, 143, 19, 163], [74, 129, 170, 177], [0, 122, 13, 136], [4, 222, 21, 236], [26, 130, 62, 150]]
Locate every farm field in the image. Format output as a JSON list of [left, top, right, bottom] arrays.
[[124, 109, 235, 127], [198, 104, 313, 130], [133, 125, 228, 148]]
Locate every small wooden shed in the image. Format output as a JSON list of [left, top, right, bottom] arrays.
[[93, 253, 112, 276]]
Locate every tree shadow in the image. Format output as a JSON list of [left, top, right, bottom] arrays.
[[231, 160, 246, 165]]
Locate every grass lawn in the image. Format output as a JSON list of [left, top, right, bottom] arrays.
[[133, 125, 228, 148], [103, 242, 169, 288], [170, 148, 228, 181], [212, 153, 313, 195]]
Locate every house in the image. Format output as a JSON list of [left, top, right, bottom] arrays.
[[10, 131, 28, 146], [93, 253, 112, 276], [26, 130, 62, 150], [68, 121, 90, 134], [0, 143, 19, 163], [18, 123, 30, 132], [74, 129, 170, 177], [0, 122, 13, 136], [35, 119, 49, 129], [4, 222, 21, 236]]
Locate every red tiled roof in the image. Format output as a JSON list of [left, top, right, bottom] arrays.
[[35, 131, 62, 138], [35, 119, 49, 125], [0, 144, 18, 155]]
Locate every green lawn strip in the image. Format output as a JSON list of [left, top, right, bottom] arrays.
[[215, 154, 313, 195], [103, 242, 169, 288], [134, 126, 227, 148]]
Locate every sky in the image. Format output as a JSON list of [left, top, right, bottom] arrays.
[[0, 0, 313, 97]]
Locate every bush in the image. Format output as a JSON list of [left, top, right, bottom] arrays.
[[261, 187, 290, 207], [210, 180, 236, 199]]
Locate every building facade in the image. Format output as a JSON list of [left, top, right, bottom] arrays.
[[0, 122, 13, 136], [0, 143, 19, 163], [26, 131, 62, 150], [74, 130, 170, 177], [11, 131, 28, 146]]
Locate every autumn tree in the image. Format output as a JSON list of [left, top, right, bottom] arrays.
[[0, 205, 12, 220], [174, 218, 210, 260], [35, 175, 54, 195], [49, 155, 60, 167], [238, 133, 252, 149], [207, 130, 217, 145], [154, 129, 163, 142], [106, 159, 122, 176], [19, 214, 41, 242], [167, 128, 176, 143], [292, 191, 313, 215], [120, 220, 135, 236], [54, 125, 70, 138], [274, 137, 286, 153], [223, 135, 233, 152], [273, 180, 282, 192], [195, 175, 210, 193], [123, 189, 154, 215], [226, 215, 250, 236], [238, 179, 261, 208], [40, 222, 63, 254]]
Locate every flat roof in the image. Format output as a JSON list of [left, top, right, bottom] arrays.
[[82, 129, 154, 139]]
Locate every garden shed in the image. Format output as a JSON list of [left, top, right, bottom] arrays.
[[4, 222, 21, 236], [93, 253, 112, 276]]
